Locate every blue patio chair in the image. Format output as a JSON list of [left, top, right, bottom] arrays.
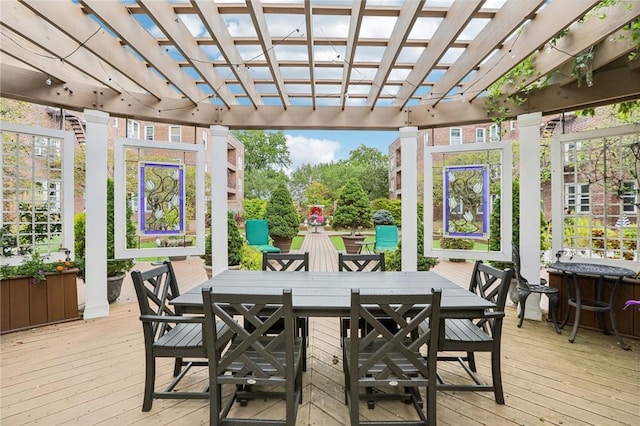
[[245, 219, 280, 253], [374, 225, 398, 252]]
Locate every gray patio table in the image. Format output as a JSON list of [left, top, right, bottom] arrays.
[[171, 270, 494, 319], [550, 261, 637, 350]]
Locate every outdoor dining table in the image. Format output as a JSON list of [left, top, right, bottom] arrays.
[[550, 261, 637, 350], [171, 270, 495, 319]]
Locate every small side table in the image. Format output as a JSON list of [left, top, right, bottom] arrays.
[[550, 261, 637, 350], [354, 241, 374, 254]]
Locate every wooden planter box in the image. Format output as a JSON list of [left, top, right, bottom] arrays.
[[0, 269, 80, 334], [548, 271, 640, 340]]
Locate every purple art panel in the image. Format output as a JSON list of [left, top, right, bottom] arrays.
[[443, 165, 489, 238], [138, 162, 185, 235]]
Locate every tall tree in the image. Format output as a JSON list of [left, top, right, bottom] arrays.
[[346, 144, 389, 200], [232, 130, 291, 171]]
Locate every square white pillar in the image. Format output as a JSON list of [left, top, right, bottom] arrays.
[[400, 126, 418, 271], [210, 125, 229, 275]]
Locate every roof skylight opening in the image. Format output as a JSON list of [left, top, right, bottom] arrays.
[[161, 46, 186, 62], [313, 15, 350, 38], [381, 85, 400, 96], [350, 68, 377, 81], [263, 97, 284, 106], [227, 84, 246, 96], [181, 67, 202, 82], [285, 84, 311, 94], [481, 0, 508, 10], [131, 14, 162, 39], [246, 67, 272, 80], [200, 45, 222, 62], [280, 67, 310, 80], [316, 98, 341, 106], [213, 66, 233, 80], [396, 47, 425, 63], [347, 85, 370, 96], [265, 14, 306, 38], [367, 0, 405, 6], [255, 84, 277, 94], [236, 45, 266, 62], [353, 46, 386, 63], [290, 97, 312, 106], [374, 98, 395, 107], [177, 14, 208, 38], [315, 84, 342, 95], [315, 67, 344, 80], [313, 45, 346, 63], [424, 0, 454, 7], [196, 83, 215, 95], [273, 45, 309, 61], [223, 14, 257, 37], [345, 97, 366, 107], [408, 18, 443, 40], [388, 69, 411, 81], [480, 49, 499, 65], [359, 16, 398, 39], [461, 70, 476, 83], [124, 45, 146, 63], [457, 19, 490, 42], [439, 47, 465, 65]]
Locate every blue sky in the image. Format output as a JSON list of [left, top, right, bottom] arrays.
[[283, 130, 398, 170]]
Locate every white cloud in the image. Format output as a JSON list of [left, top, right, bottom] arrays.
[[286, 135, 340, 170]]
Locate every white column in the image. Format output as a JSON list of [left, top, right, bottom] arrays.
[[517, 112, 543, 320], [400, 126, 418, 271], [83, 109, 109, 319], [210, 125, 229, 275]]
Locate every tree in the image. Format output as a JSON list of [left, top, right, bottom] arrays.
[[332, 178, 373, 235], [244, 168, 288, 199], [233, 130, 291, 172], [264, 183, 300, 239], [346, 144, 389, 200]]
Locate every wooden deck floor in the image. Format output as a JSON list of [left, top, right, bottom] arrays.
[[2, 230, 639, 425]]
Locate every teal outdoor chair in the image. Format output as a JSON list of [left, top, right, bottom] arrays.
[[245, 219, 280, 253], [374, 225, 399, 252]]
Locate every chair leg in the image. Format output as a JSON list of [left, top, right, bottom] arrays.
[[491, 348, 505, 405], [142, 354, 156, 411], [547, 293, 562, 334], [173, 358, 183, 377], [517, 290, 531, 328], [467, 352, 476, 372]]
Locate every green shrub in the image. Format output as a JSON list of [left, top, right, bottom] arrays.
[[439, 237, 474, 250], [372, 209, 394, 226], [386, 217, 438, 271], [239, 244, 262, 270], [227, 211, 244, 265], [372, 199, 402, 226], [332, 178, 373, 235], [242, 199, 267, 220], [264, 183, 300, 239]]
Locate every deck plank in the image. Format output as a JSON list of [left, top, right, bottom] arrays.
[[2, 230, 639, 425]]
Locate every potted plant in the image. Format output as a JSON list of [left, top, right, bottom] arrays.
[[201, 212, 244, 278], [332, 178, 373, 253], [75, 178, 135, 303], [264, 183, 299, 253]]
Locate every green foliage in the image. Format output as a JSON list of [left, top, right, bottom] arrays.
[[74, 213, 86, 278], [386, 217, 438, 271], [372, 210, 395, 226], [331, 178, 373, 235], [227, 211, 244, 266], [347, 145, 389, 200], [239, 244, 262, 270], [232, 130, 291, 172], [372, 199, 402, 225], [242, 198, 267, 220], [244, 168, 288, 199], [264, 183, 300, 239], [439, 237, 474, 250]]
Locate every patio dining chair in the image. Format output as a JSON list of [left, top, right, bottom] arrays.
[[245, 219, 280, 253], [261, 251, 310, 371], [131, 261, 229, 412], [343, 288, 442, 426], [338, 253, 387, 346], [202, 287, 304, 426], [374, 225, 399, 252], [512, 244, 561, 333], [424, 261, 512, 404]]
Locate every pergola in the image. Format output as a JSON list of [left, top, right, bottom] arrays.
[[1, 0, 639, 318]]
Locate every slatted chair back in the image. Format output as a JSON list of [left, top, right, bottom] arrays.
[[338, 252, 385, 272], [202, 288, 303, 425], [374, 225, 399, 252], [344, 288, 442, 426], [467, 260, 512, 334], [262, 252, 309, 271], [131, 261, 209, 411]]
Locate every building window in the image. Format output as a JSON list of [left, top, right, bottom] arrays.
[[489, 124, 500, 142], [170, 126, 181, 143], [622, 181, 637, 214], [389, 177, 394, 193], [238, 156, 243, 171], [566, 183, 590, 214], [127, 120, 140, 138], [509, 120, 516, 131], [202, 130, 208, 149], [144, 125, 154, 141], [449, 128, 462, 145], [475, 128, 485, 143]]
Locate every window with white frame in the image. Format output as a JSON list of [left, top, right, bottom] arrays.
[[449, 128, 462, 145], [475, 128, 485, 143], [489, 124, 500, 142], [127, 120, 140, 138], [565, 183, 590, 214], [144, 125, 154, 141], [170, 126, 181, 143], [622, 181, 637, 213]]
